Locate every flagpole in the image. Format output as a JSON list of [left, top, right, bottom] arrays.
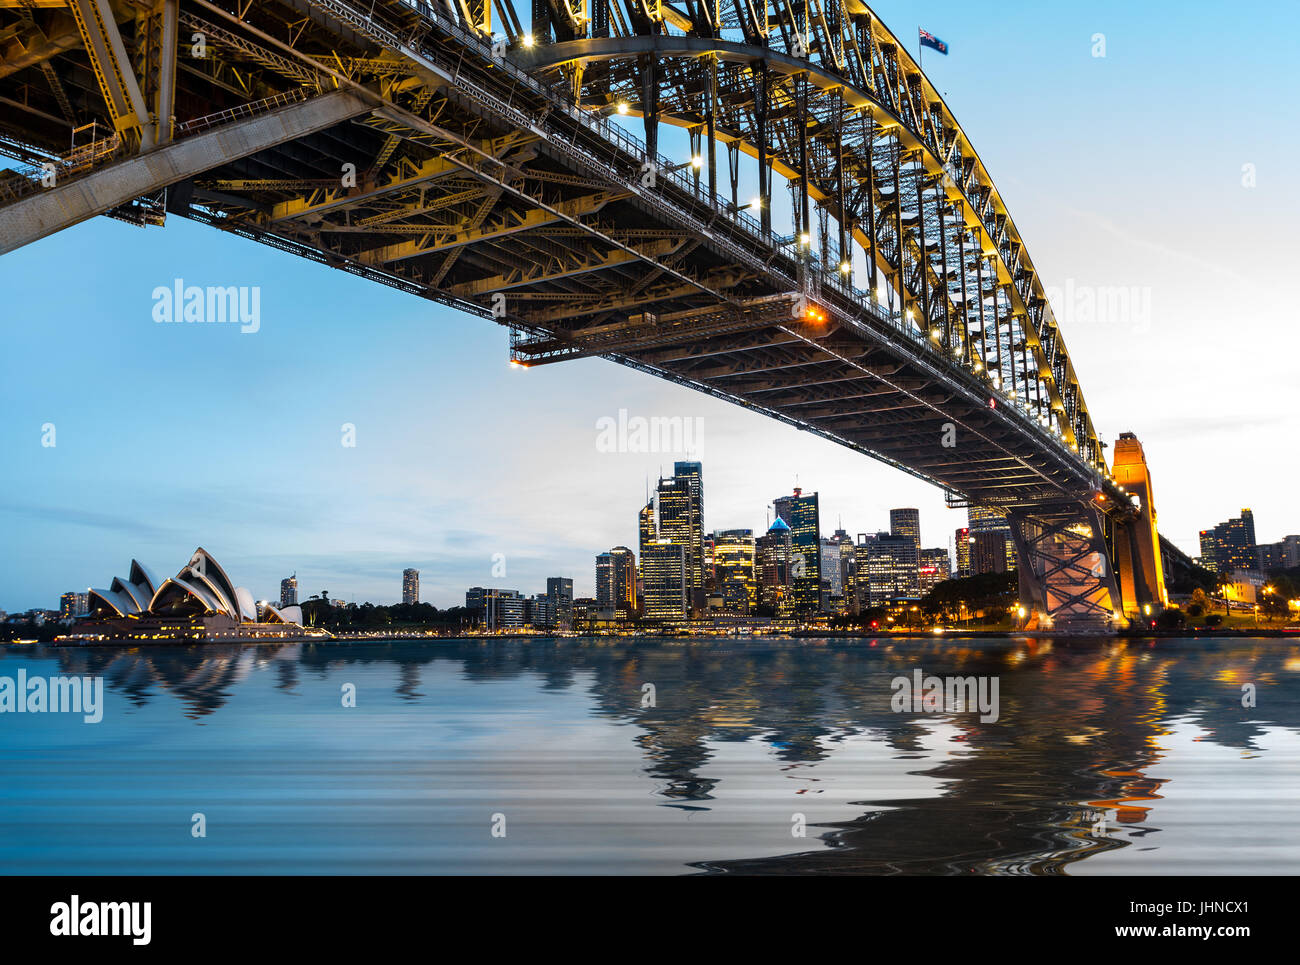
[[918, 26, 924, 74]]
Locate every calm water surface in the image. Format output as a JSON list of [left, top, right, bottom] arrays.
[[2, 636, 1297, 874]]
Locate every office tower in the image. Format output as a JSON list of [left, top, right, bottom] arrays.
[[890, 508, 921, 553], [852, 532, 878, 611], [712, 529, 757, 614], [1199, 509, 1260, 573], [638, 497, 656, 578], [280, 574, 298, 608], [889, 507, 921, 598], [1256, 536, 1300, 572], [597, 547, 636, 617], [523, 594, 555, 629], [465, 587, 525, 628], [773, 488, 822, 612], [756, 518, 795, 616], [971, 531, 1009, 575], [641, 540, 688, 620], [402, 568, 419, 605], [658, 464, 705, 592], [820, 538, 844, 598], [59, 591, 88, 620], [859, 532, 917, 605], [919, 548, 951, 596], [546, 577, 574, 630], [968, 505, 1016, 571], [954, 527, 972, 578]]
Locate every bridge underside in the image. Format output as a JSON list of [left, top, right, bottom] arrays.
[[0, 0, 1152, 628]]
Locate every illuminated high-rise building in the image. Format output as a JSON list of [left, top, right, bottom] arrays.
[[954, 527, 972, 577], [546, 577, 574, 630], [657, 467, 705, 594], [889, 508, 921, 553], [968, 505, 1016, 571], [638, 497, 656, 570], [712, 529, 756, 614], [641, 540, 688, 620], [596, 546, 636, 618], [919, 547, 951, 596], [756, 518, 795, 616], [279, 574, 298, 608], [59, 591, 89, 620], [856, 532, 916, 605], [773, 488, 822, 612], [1199, 509, 1259, 574], [402, 568, 419, 605]]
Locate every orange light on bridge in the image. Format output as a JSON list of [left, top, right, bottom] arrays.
[[803, 304, 828, 324]]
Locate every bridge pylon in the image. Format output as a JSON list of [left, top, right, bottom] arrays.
[[1007, 503, 1126, 632], [1109, 432, 1168, 619]]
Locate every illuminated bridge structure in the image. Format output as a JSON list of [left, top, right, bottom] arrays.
[[0, 0, 1167, 627]]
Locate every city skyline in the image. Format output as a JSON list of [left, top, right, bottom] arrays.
[[3, 0, 1297, 612]]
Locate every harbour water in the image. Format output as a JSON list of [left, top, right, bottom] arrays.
[[1, 636, 1297, 874]]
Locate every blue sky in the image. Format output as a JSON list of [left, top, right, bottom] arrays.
[[2, 0, 1297, 610]]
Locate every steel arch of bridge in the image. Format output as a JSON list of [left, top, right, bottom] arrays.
[[511, 2, 1105, 470]]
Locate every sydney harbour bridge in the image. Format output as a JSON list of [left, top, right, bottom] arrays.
[[0, 0, 1173, 627]]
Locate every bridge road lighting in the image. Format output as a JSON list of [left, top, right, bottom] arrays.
[[726, 197, 762, 214]]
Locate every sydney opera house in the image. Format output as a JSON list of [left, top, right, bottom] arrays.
[[65, 548, 329, 643]]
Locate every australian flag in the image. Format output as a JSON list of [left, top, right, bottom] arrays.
[[919, 28, 949, 55]]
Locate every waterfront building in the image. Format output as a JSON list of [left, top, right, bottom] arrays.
[[72, 549, 309, 641], [466, 587, 525, 629], [657, 467, 705, 595], [919, 547, 952, 596], [1199, 509, 1258, 574], [968, 505, 1016, 571], [59, 591, 88, 620], [857, 532, 917, 605], [523, 594, 555, 629], [955, 527, 973, 577], [774, 488, 822, 612], [756, 518, 795, 616], [401, 568, 419, 606], [596, 546, 636, 618], [546, 577, 574, 630], [641, 540, 688, 620], [971, 530, 1009, 575], [712, 528, 757, 614]]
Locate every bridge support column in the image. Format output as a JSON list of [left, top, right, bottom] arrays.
[[1110, 432, 1168, 618], [1007, 502, 1125, 632]]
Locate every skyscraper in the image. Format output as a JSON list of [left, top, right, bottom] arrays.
[[638, 497, 656, 572], [712, 529, 757, 614], [954, 527, 973, 578], [59, 591, 88, 620], [641, 540, 688, 620], [860, 532, 917, 605], [756, 518, 795, 616], [280, 574, 298, 608], [968, 505, 1016, 571], [402, 568, 419, 605], [889, 508, 921, 553], [889, 508, 921, 599], [657, 467, 705, 595], [546, 577, 574, 630], [774, 488, 822, 612], [919, 547, 952, 596], [1199, 509, 1259, 573], [596, 547, 636, 617], [971, 531, 1009, 575]]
